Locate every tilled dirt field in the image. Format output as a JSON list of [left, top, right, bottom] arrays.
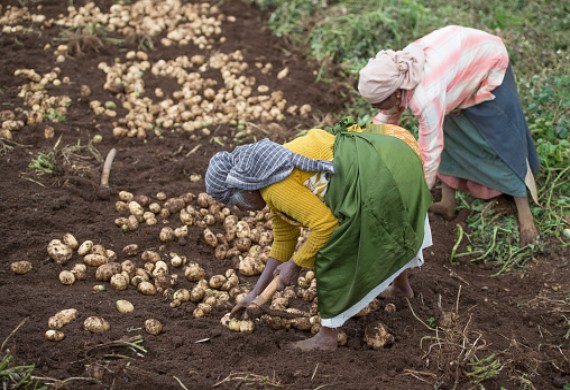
[[1, 1, 569, 389]]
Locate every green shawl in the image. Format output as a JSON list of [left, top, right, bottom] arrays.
[[316, 129, 432, 323]]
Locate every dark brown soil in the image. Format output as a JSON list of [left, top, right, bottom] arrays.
[[1, 1, 569, 389]]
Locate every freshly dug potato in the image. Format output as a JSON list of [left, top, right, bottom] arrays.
[[59, 270, 75, 285], [144, 319, 163, 335], [220, 313, 255, 333], [47, 239, 73, 265], [364, 321, 394, 349], [384, 303, 397, 314], [159, 227, 175, 242], [62, 233, 79, 250], [84, 316, 110, 333], [137, 281, 157, 295], [10, 260, 32, 275], [141, 250, 161, 263], [84, 253, 108, 267], [184, 262, 205, 282], [115, 299, 134, 313], [77, 240, 94, 256], [48, 308, 78, 329], [71, 263, 87, 280], [122, 244, 139, 257], [45, 329, 65, 342], [110, 274, 129, 290], [95, 262, 122, 282]]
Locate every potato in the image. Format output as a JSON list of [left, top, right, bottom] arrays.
[[10, 260, 32, 275], [48, 308, 78, 329], [77, 240, 94, 256], [110, 274, 129, 290], [159, 226, 175, 242], [364, 321, 394, 349], [118, 190, 134, 202], [84, 253, 108, 267], [71, 263, 87, 280], [62, 233, 79, 250], [190, 285, 205, 303], [238, 256, 265, 276], [184, 262, 205, 282], [137, 281, 157, 295], [235, 221, 251, 238], [384, 303, 397, 314], [170, 254, 186, 268], [337, 331, 348, 346], [209, 275, 227, 290], [122, 244, 139, 257], [128, 201, 144, 216], [221, 313, 255, 333], [91, 244, 107, 257], [173, 289, 190, 302], [59, 270, 75, 285], [193, 303, 211, 318], [116, 299, 134, 314], [95, 262, 122, 282], [45, 329, 65, 342], [84, 316, 110, 333], [144, 319, 163, 335], [47, 239, 73, 265], [174, 226, 188, 238], [203, 228, 218, 248], [121, 259, 136, 276], [141, 250, 161, 263]]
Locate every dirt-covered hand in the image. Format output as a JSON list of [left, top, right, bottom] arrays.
[[274, 260, 302, 290], [229, 290, 258, 320]]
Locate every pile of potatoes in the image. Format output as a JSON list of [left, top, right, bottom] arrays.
[[2, 67, 71, 140]]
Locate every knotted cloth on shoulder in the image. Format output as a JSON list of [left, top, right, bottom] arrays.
[[205, 138, 335, 204]]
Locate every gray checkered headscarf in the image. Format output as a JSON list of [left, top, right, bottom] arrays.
[[205, 138, 335, 204]]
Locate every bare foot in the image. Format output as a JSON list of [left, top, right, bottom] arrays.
[[519, 223, 539, 247], [430, 201, 456, 221], [291, 328, 338, 351], [379, 284, 414, 299]]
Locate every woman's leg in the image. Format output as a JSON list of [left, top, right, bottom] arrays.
[[429, 181, 456, 220], [293, 327, 339, 351], [379, 269, 414, 298]]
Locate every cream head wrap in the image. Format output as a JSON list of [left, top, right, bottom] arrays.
[[358, 44, 426, 104]]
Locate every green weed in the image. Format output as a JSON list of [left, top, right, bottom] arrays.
[[28, 151, 56, 175], [0, 355, 46, 390], [44, 108, 66, 122]]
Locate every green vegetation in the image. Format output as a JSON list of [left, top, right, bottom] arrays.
[[0, 355, 46, 390], [248, 0, 570, 271], [28, 150, 56, 175]]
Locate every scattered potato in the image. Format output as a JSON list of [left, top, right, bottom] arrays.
[[47, 239, 73, 265], [84, 316, 110, 333], [45, 329, 65, 342], [59, 270, 76, 285], [116, 299, 134, 314], [144, 319, 163, 335], [10, 260, 32, 275], [364, 321, 394, 349], [220, 313, 254, 333], [48, 308, 78, 329]]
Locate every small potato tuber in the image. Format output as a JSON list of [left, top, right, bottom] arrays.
[[144, 319, 163, 335], [84, 316, 110, 333], [48, 308, 78, 329], [45, 329, 65, 342], [116, 299, 134, 313], [10, 260, 32, 275]]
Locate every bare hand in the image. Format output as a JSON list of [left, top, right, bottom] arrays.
[[229, 290, 258, 320], [274, 260, 302, 290]]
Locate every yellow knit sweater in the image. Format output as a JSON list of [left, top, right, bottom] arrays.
[[260, 129, 338, 268]]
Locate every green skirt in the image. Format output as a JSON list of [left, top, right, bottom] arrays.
[[317, 131, 432, 327]]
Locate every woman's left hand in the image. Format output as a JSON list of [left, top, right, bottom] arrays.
[[274, 260, 302, 290]]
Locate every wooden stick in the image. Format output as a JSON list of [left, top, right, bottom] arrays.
[[97, 148, 117, 200], [250, 276, 280, 307]]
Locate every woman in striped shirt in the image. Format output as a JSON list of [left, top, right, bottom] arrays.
[[358, 25, 540, 246]]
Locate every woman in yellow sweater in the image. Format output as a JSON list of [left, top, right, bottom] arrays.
[[205, 123, 432, 351]]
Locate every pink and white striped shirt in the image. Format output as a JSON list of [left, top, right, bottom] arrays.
[[373, 25, 509, 188]]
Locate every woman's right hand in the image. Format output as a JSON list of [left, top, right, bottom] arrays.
[[229, 257, 280, 319]]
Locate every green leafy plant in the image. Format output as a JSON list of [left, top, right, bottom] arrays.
[[44, 108, 66, 122], [28, 151, 56, 175], [0, 355, 46, 390]]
